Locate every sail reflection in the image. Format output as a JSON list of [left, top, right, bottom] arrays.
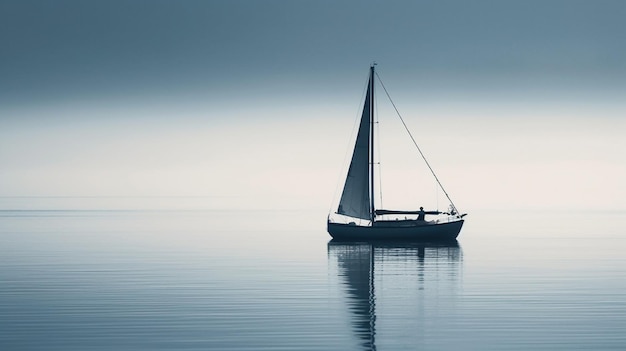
[[328, 240, 462, 351]]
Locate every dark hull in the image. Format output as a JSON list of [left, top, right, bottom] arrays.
[[327, 219, 464, 241]]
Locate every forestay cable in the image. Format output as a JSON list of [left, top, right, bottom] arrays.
[[375, 72, 460, 214]]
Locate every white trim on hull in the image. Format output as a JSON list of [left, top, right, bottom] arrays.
[[327, 219, 464, 241]]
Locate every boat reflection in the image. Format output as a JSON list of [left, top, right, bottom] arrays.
[[328, 240, 462, 351]]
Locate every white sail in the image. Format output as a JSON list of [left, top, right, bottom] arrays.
[[337, 77, 372, 220]]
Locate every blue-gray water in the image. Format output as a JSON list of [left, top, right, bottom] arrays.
[[1, 199, 625, 350]]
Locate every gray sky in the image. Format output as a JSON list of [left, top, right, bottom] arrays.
[[2, 0, 625, 106], [1, 1, 625, 211]]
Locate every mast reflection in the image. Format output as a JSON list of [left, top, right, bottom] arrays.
[[328, 240, 462, 351]]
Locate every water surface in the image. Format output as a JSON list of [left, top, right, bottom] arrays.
[[1, 201, 625, 350]]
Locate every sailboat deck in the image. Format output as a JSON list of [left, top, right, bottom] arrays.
[[373, 219, 435, 227]]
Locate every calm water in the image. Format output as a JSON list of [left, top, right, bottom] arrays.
[[1, 200, 625, 350]]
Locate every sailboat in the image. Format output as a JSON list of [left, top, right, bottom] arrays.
[[327, 64, 466, 241]]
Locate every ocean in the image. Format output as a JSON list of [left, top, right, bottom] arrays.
[[1, 198, 625, 350]]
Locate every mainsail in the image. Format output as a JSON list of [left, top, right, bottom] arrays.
[[337, 75, 372, 220]]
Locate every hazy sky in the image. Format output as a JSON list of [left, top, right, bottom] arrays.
[[1, 0, 625, 211]]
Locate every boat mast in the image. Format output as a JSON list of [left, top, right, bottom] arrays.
[[369, 64, 376, 222]]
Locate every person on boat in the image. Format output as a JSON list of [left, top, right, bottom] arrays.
[[417, 207, 426, 221], [417, 207, 441, 221]]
